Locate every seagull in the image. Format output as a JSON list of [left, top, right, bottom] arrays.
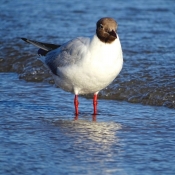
[[21, 17, 123, 115]]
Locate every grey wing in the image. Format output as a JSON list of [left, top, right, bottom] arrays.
[[45, 37, 90, 75]]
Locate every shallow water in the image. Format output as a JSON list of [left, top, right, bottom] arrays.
[[1, 73, 175, 175], [1, 0, 175, 174]]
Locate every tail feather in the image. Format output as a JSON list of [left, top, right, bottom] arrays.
[[21, 38, 61, 56]]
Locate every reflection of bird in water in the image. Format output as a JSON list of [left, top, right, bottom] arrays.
[[74, 114, 97, 122], [52, 118, 122, 144], [21, 17, 123, 115]]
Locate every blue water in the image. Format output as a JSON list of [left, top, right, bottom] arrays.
[[1, 0, 175, 108], [1, 73, 175, 175], [1, 0, 175, 174]]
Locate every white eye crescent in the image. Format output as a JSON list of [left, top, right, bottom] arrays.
[[99, 24, 103, 29]]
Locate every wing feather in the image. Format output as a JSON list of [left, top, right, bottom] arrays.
[[45, 37, 90, 75]]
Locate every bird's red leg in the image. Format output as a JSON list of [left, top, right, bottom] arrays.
[[74, 95, 79, 115], [93, 94, 98, 115]]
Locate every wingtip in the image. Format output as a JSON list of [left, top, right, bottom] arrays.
[[21, 37, 31, 44], [21, 37, 27, 42]]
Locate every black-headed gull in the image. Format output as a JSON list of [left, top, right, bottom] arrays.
[[21, 17, 123, 115]]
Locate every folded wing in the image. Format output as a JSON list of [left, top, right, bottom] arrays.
[[45, 37, 90, 75]]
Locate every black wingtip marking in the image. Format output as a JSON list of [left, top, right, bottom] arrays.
[[21, 37, 26, 41], [38, 49, 49, 56], [21, 37, 61, 51], [21, 38, 29, 43]]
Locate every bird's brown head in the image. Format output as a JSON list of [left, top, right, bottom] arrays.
[[96, 17, 118, 44]]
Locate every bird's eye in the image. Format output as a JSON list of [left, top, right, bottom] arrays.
[[99, 24, 103, 29]]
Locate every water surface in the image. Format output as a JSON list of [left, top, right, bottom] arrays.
[[0, 0, 175, 108], [1, 73, 175, 175], [0, 0, 175, 174]]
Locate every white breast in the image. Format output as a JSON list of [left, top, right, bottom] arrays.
[[53, 35, 123, 95]]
